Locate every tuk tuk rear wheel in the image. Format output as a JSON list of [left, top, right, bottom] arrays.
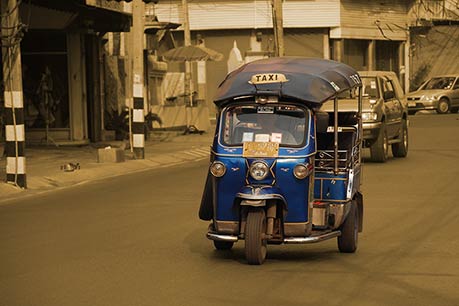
[[245, 209, 267, 265], [213, 240, 234, 250], [338, 201, 358, 253]]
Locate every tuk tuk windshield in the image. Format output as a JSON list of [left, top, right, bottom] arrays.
[[221, 104, 308, 147]]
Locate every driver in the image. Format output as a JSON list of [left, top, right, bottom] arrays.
[[254, 115, 297, 145]]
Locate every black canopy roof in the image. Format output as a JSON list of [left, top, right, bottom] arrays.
[[214, 57, 361, 107]]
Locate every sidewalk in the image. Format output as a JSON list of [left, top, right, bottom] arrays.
[[0, 130, 214, 204]]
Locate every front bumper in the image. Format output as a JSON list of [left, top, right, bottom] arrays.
[[206, 230, 342, 244], [362, 121, 382, 140], [407, 99, 438, 111]]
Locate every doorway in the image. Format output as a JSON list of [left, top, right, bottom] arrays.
[[85, 35, 102, 142]]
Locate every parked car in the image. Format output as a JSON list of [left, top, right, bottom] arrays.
[[407, 75, 459, 114], [321, 71, 409, 162]]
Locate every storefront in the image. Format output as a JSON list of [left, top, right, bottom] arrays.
[[18, 0, 131, 144]]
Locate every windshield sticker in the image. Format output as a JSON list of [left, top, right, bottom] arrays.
[[255, 134, 270, 142], [249, 73, 288, 84], [370, 81, 376, 89], [271, 133, 282, 143], [257, 106, 274, 114], [242, 132, 254, 142]]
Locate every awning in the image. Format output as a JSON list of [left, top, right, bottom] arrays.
[[26, 0, 132, 32], [161, 45, 223, 62]]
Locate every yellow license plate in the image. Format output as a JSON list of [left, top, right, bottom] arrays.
[[243, 142, 279, 158]]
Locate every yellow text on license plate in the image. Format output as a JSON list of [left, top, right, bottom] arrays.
[[243, 141, 279, 158]]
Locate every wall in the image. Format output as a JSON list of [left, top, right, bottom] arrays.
[[155, 0, 340, 30], [189, 29, 325, 109], [343, 39, 367, 71], [410, 25, 459, 90], [193, 29, 252, 108], [332, 0, 409, 40]]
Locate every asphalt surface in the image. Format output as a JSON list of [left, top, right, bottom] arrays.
[[1, 113, 458, 306], [0, 131, 214, 202]]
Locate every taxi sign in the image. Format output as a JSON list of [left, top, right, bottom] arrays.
[[243, 141, 279, 158], [249, 73, 288, 85]]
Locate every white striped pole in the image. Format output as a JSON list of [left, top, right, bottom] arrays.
[[131, 0, 145, 159], [2, 0, 27, 188], [132, 83, 145, 159], [4, 91, 26, 187]]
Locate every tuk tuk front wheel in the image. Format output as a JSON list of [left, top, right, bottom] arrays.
[[245, 208, 267, 265], [213, 240, 234, 250], [338, 201, 358, 253]]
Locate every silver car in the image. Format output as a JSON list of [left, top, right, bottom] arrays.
[[407, 75, 459, 114]]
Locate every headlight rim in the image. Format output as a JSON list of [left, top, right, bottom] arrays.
[[210, 161, 226, 177], [249, 160, 270, 181], [293, 163, 311, 180]]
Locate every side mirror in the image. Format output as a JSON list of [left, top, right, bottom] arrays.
[[383, 90, 395, 101], [315, 111, 329, 134]]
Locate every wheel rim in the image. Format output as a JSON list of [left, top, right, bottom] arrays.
[[439, 100, 449, 113], [383, 132, 388, 158], [403, 128, 408, 148], [353, 207, 359, 246]]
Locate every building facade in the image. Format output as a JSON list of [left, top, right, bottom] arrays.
[[16, 0, 131, 144], [152, 0, 412, 110]]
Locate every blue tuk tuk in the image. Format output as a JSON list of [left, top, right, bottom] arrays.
[[199, 57, 364, 264]]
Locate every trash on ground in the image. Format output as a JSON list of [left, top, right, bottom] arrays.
[[61, 162, 80, 172]]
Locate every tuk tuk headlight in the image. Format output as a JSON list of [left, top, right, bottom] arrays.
[[249, 161, 269, 181], [293, 163, 310, 179], [210, 161, 226, 177]]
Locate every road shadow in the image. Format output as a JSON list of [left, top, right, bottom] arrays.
[[186, 227, 345, 265]]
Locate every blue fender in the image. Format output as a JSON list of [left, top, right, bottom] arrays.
[[236, 185, 287, 208]]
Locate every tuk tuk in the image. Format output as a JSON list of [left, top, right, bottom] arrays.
[[199, 57, 364, 265]]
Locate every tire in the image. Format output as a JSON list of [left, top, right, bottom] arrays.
[[451, 107, 459, 114], [408, 110, 417, 116], [392, 119, 408, 158], [370, 122, 388, 163], [213, 240, 234, 250], [436, 98, 450, 114], [338, 201, 359, 253], [245, 209, 267, 265]]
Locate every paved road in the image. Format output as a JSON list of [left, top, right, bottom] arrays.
[[1, 114, 458, 306]]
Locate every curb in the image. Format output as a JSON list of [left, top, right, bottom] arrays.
[[0, 146, 210, 205]]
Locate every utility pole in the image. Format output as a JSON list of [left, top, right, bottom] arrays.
[[182, 0, 196, 133], [1, 0, 27, 188], [272, 0, 285, 57], [132, 0, 146, 159], [182, 0, 192, 104]]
